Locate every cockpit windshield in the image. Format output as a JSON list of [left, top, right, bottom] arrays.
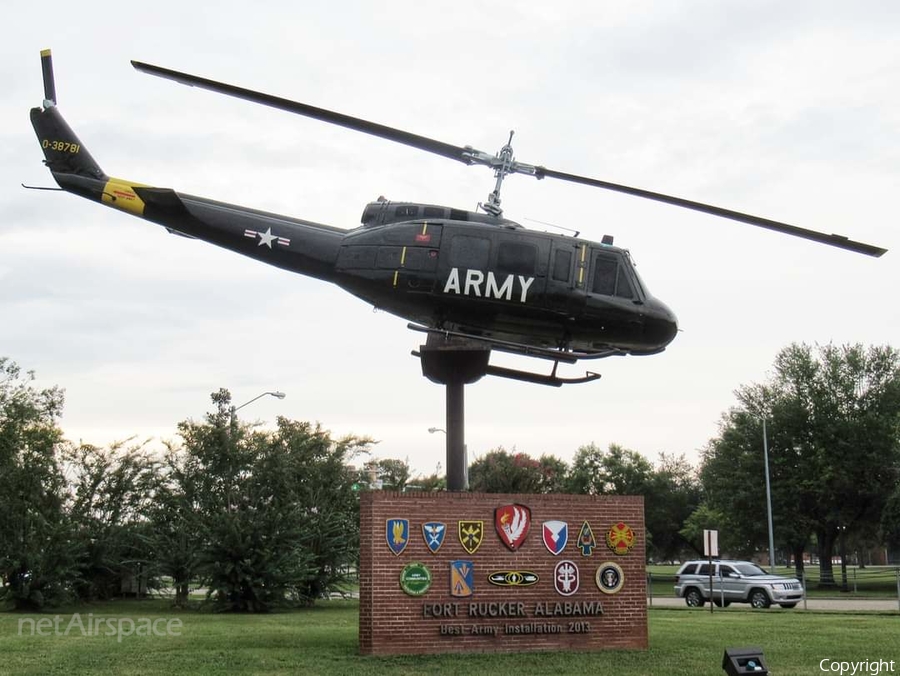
[[591, 250, 644, 301]]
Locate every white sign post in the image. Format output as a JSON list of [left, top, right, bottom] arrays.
[[704, 530, 719, 613]]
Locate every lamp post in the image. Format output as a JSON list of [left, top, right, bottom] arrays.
[[231, 390, 286, 426], [838, 525, 849, 592], [762, 418, 776, 573], [428, 426, 467, 490]]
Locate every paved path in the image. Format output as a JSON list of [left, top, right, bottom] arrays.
[[649, 596, 899, 611]]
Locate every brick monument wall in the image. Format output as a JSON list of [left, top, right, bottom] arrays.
[[359, 491, 647, 655]]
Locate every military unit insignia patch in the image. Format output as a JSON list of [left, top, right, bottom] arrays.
[[553, 560, 579, 596], [494, 504, 531, 551], [488, 570, 539, 587], [542, 520, 568, 555], [606, 522, 636, 556], [577, 520, 597, 556], [399, 562, 432, 596], [450, 560, 474, 597], [458, 520, 484, 555], [386, 518, 409, 556], [422, 521, 446, 554]]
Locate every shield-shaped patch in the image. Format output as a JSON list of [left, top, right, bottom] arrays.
[[542, 520, 569, 555], [386, 518, 410, 556], [422, 521, 446, 554], [494, 504, 531, 551], [458, 520, 484, 555]]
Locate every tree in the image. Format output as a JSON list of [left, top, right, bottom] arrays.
[[566, 443, 653, 495], [881, 485, 900, 548], [65, 442, 159, 601], [678, 503, 728, 554], [165, 389, 372, 611], [644, 453, 702, 562], [468, 448, 554, 493], [536, 454, 569, 493], [0, 358, 75, 610], [407, 473, 446, 492], [567, 443, 699, 560], [374, 458, 410, 491], [701, 343, 900, 585], [147, 442, 205, 607]]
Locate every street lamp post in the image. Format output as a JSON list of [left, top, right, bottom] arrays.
[[230, 391, 286, 424], [224, 391, 285, 510], [762, 418, 776, 573], [428, 426, 467, 490], [838, 525, 849, 592]]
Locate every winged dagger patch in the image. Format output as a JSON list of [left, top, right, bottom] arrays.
[[494, 504, 531, 551]]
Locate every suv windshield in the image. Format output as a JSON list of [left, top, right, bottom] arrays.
[[733, 563, 769, 577]]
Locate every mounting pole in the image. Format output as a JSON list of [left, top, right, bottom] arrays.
[[445, 379, 466, 491], [418, 334, 491, 491]]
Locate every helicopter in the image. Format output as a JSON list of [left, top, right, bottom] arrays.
[[29, 50, 887, 386]]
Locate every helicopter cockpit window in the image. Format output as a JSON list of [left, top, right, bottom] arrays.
[[449, 235, 491, 269], [497, 241, 537, 276], [615, 265, 634, 299], [592, 255, 617, 296], [591, 252, 636, 299], [423, 206, 445, 219]]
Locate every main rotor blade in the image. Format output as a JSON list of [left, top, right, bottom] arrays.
[[131, 61, 473, 165], [131, 60, 886, 258], [536, 167, 887, 257]]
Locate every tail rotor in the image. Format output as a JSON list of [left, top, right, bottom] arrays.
[[41, 49, 57, 106]]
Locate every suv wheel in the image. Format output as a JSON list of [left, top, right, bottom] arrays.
[[749, 589, 771, 609], [684, 588, 705, 607]]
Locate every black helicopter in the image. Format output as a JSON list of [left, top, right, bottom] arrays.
[[30, 51, 886, 386]]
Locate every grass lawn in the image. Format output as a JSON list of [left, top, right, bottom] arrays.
[[2, 598, 899, 675]]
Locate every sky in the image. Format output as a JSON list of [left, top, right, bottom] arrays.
[[2, 1, 897, 476]]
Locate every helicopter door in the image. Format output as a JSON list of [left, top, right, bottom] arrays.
[[545, 240, 586, 319]]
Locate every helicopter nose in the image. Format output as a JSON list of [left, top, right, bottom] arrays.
[[645, 297, 678, 349]]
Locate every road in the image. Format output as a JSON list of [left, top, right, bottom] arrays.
[[649, 596, 899, 611]]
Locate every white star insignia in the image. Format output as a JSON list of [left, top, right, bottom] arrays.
[[256, 227, 277, 248]]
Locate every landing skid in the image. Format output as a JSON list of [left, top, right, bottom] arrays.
[[406, 323, 623, 363], [409, 323, 611, 387]]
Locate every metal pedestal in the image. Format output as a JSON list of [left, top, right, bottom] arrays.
[[419, 334, 490, 491]]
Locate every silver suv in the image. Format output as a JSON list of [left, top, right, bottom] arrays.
[[674, 559, 803, 609]]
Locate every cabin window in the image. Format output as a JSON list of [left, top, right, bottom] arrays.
[[552, 249, 572, 282], [394, 205, 418, 218], [449, 235, 491, 269], [423, 206, 444, 219], [497, 241, 537, 276]]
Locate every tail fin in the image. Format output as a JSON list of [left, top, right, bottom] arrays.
[[30, 49, 105, 181]]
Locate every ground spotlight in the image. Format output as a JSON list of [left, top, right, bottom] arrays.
[[722, 646, 768, 674]]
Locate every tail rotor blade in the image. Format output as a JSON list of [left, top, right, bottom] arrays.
[[40, 49, 57, 105]]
